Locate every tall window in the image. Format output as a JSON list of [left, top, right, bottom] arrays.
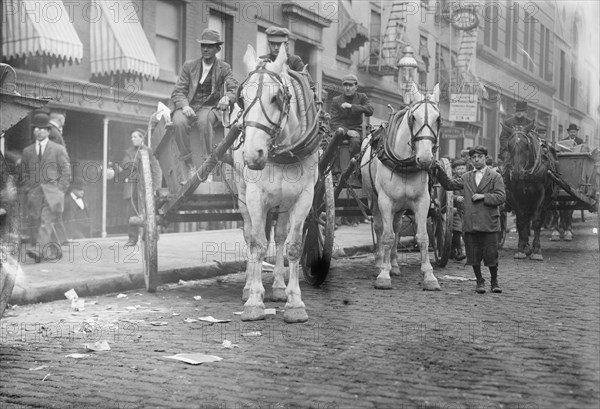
[[539, 26, 553, 81], [483, 4, 498, 51], [523, 12, 534, 71], [369, 10, 382, 66], [511, 4, 519, 62], [155, 0, 183, 78], [504, 2, 512, 59], [208, 11, 233, 63], [559, 50, 565, 101], [570, 61, 577, 107]]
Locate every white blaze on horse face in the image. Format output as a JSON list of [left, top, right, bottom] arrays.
[[412, 100, 435, 168], [241, 45, 289, 170]]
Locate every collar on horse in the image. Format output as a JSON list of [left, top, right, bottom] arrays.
[[237, 65, 320, 163], [374, 100, 440, 174]]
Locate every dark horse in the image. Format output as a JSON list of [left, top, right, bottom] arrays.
[[502, 123, 555, 260]]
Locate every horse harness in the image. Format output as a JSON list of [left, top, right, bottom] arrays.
[[236, 64, 320, 163]]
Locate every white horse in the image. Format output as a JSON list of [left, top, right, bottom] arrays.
[[233, 45, 319, 323], [361, 84, 441, 290]]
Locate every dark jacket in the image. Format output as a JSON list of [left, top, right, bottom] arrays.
[[261, 53, 305, 72], [329, 92, 374, 133], [171, 57, 238, 111], [438, 167, 505, 233], [121, 145, 162, 200], [22, 139, 71, 214]]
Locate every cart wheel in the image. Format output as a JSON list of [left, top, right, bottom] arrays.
[[431, 158, 454, 267], [302, 172, 335, 286], [138, 150, 159, 292], [0, 176, 22, 319]]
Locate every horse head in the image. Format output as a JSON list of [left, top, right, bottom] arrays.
[[240, 44, 294, 170], [504, 122, 536, 172], [400, 83, 441, 169]]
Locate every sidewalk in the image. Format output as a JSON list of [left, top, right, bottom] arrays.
[[9, 223, 377, 305]]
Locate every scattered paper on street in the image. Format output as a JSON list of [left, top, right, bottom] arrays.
[[198, 316, 231, 323], [163, 353, 223, 365], [29, 365, 49, 371], [71, 299, 85, 311], [241, 331, 262, 337], [172, 313, 180, 316], [65, 353, 91, 359], [441, 275, 476, 281], [222, 339, 238, 349], [233, 311, 243, 315], [41, 374, 51, 382], [116, 294, 128, 298], [149, 321, 169, 326], [64, 289, 78, 300], [84, 340, 111, 352], [183, 318, 198, 323], [193, 296, 202, 301]]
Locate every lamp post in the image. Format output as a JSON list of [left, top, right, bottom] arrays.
[[398, 45, 418, 100]]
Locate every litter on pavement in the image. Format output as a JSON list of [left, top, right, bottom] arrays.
[[198, 316, 231, 323], [84, 340, 111, 352], [116, 294, 128, 298], [441, 275, 476, 281], [163, 353, 223, 365], [222, 340, 238, 349], [193, 296, 202, 301], [149, 321, 169, 326], [29, 365, 49, 371], [183, 318, 198, 323], [241, 331, 262, 337], [65, 353, 91, 359], [64, 289, 78, 300]]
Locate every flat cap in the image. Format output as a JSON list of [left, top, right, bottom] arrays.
[[342, 74, 358, 85], [468, 145, 488, 157], [266, 26, 290, 43], [451, 159, 466, 168]]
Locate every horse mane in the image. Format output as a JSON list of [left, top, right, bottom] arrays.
[[505, 129, 551, 179]]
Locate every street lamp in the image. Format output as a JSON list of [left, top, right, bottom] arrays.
[[398, 45, 418, 99]]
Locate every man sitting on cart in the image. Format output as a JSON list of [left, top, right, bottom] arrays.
[[170, 29, 238, 185]]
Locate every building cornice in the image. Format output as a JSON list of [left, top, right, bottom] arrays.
[[477, 46, 555, 95]]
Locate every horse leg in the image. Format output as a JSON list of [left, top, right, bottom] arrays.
[[374, 194, 394, 289], [414, 197, 439, 291], [530, 195, 545, 260], [282, 197, 312, 324], [563, 210, 574, 241], [390, 212, 403, 276], [550, 209, 561, 241], [270, 212, 288, 302], [239, 196, 253, 302], [241, 205, 267, 321], [372, 202, 384, 274], [514, 212, 529, 259]]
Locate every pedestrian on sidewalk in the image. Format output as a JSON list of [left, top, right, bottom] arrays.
[[436, 146, 506, 293], [21, 110, 71, 262], [450, 158, 467, 261]]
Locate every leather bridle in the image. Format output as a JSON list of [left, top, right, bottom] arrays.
[[406, 99, 440, 153]]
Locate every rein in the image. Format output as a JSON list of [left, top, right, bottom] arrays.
[[506, 130, 546, 180]]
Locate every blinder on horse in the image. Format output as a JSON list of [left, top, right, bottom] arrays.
[[406, 99, 441, 153], [238, 67, 292, 150]]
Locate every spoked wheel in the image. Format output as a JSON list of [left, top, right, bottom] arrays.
[[137, 150, 159, 292], [430, 157, 454, 267], [0, 175, 21, 319], [301, 172, 335, 286]]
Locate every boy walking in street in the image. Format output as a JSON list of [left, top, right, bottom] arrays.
[[436, 146, 506, 293]]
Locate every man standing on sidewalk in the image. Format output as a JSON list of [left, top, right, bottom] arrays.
[[22, 111, 71, 262]]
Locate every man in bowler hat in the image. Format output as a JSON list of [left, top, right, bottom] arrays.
[[562, 123, 583, 145], [171, 28, 238, 185], [436, 146, 506, 293], [21, 110, 71, 262]]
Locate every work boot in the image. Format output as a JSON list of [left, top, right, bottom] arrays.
[[125, 229, 138, 247], [455, 249, 466, 261], [491, 279, 502, 293], [475, 279, 486, 294]]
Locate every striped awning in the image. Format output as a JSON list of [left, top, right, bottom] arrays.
[[337, 1, 369, 53], [2, 0, 83, 63], [90, 0, 159, 79]]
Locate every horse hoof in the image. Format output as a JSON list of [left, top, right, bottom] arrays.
[[514, 252, 527, 259], [530, 253, 544, 261], [423, 280, 441, 291], [550, 232, 560, 241], [242, 288, 250, 302], [374, 277, 392, 289], [241, 306, 266, 321], [270, 288, 287, 302], [283, 307, 308, 323], [564, 232, 573, 241]]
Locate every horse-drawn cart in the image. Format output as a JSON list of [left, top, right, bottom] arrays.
[[0, 64, 50, 318], [547, 151, 599, 213]]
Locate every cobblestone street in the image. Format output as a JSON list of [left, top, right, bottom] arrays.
[[1, 219, 599, 409]]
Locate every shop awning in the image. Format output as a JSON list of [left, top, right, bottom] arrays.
[[337, 1, 369, 54], [2, 0, 83, 63], [90, 0, 159, 79]]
